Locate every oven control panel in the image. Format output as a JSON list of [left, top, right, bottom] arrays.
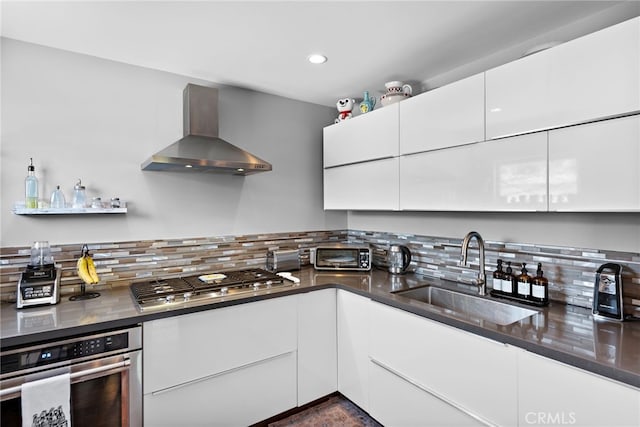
[[1, 331, 129, 375]]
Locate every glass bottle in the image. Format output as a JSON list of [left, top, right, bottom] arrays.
[[50, 185, 66, 208], [492, 259, 504, 294], [531, 262, 549, 304], [72, 179, 86, 208], [25, 158, 39, 209], [502, 261, 515, 295], [516, 263, 532, 300]]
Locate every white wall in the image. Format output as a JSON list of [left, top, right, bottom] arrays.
[[348, 211, 640, 254], [0, 38, 346, 246]]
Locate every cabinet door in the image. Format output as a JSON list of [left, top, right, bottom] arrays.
[[144, 351, 297, 427], [547, 16, 640, 129], [518, 350, 640, 427], [549, 115, 640, 211], [400, 132, 547, 211], [369, 301, 518, 426], [324, 157, 399, 210], [400, 73, 485, 154], [369, 360, 484, 427], [486, 47, 552, 139], [143, 295, 297, 393], [298, 289, 337, 405], [487, 17, 640, 139], [323, 103, 399, 168], [337, 290, 370, 411]]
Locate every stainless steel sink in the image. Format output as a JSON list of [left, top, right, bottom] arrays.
[[393, 285, 538, 326]]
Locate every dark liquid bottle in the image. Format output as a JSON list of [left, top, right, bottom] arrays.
[[502, 261, 515, 295], [531, 262, 549, 304], [516, 263, 532, 300], [492, 259, 504, 294]]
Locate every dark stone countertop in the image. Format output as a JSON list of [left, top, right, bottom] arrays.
[[2, 267, 639, 388]]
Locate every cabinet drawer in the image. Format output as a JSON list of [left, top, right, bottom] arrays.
[[144, 351, 297, 427], [369, 359, 484, 427], [369, 301, 517, 426], [143, 295, 297, 393]]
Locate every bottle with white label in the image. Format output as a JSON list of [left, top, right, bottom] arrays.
[[502, 261, 515, 295], [531, 262, 549, 304], [516, 263, 532, 300], [492, 259, 504, 294]]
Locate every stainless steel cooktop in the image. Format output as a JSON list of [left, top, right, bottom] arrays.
[[130, 268, 298, 311]]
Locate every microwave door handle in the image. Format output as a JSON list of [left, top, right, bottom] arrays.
[[0, 359, 130, 399]]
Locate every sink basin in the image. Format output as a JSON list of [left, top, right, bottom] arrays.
[[393, 285, 538, 326]]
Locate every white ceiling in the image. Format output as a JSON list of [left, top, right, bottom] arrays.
[[2, 1, 639, 107]]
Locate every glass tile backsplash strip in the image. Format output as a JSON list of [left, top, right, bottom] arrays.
[[347, 230, 639, 313], [1, 229, 638, 315]]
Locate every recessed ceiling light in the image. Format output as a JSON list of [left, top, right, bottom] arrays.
[[307, 54, 327, 64]]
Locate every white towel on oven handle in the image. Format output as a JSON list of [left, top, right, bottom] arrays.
[[21, 372, 71, 427]]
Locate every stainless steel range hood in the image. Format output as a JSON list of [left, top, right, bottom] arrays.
[[141, 84, 272, 175]]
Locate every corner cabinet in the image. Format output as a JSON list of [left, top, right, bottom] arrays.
[[486, 16, 640, 139], [323, 104, 400, 210]]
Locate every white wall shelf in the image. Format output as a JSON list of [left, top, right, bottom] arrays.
[[13, 206, 127, 215]]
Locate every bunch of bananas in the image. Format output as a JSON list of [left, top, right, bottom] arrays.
[[76, 245, 100, 285]]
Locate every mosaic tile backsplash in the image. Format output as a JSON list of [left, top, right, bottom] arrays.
[[1, 229, 639, 315]]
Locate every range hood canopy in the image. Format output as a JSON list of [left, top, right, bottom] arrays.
[[141, 84, 272, 175]]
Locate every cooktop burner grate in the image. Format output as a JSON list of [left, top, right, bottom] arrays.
[[130, 268, 293, 310]]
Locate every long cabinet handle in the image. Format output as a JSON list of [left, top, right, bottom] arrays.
[[150, 351, 295, 396], [0, 359, 130, 399], [370, 357, 497, 427]]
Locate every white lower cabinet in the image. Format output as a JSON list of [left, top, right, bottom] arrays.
[[143, 296, 298, 426], [369, 359, 484, 427], [297, 289, 337, 405], [144, 352, 297, 427], [337, 289, 370, 411], [368, 301, 518, 426], [518, 350, 640, 427], [400, 132, 547, 211]]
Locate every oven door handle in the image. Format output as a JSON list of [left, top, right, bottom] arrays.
[[0, 359, 130, 398]]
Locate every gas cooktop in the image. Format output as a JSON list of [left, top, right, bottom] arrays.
[[130, 268, 299, 311]]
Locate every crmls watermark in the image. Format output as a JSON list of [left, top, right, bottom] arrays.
[[525, 411, 577, 425]]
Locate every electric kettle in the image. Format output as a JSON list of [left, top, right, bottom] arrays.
[[388, 244, 412, 274]]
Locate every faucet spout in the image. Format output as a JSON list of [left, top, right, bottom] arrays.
[[460, 231, 486, 296]]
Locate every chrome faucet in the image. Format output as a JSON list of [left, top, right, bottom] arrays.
[[460, 231, 486, 296]]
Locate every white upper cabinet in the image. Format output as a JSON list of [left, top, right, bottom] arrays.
[[400, 132, 547, 211], [323, 103, 399, 168], [549, 115, 640, 211], [486, 16, 640, 139], [400, 73, 485, 154], [324, 157, 399, 210]]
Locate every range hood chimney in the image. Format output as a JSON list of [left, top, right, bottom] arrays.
[[141, 84, 272, 175]]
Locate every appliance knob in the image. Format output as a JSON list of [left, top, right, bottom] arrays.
[[165, 295, 175, 303], [253, 283, 261, 290], [220, 287, 229, 295], [183, 292, 192, 300]]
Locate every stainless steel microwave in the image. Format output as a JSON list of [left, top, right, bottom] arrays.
[[312, 245, 372, 271]]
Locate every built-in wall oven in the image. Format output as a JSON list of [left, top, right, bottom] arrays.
[[1, 326, 142, 426]]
